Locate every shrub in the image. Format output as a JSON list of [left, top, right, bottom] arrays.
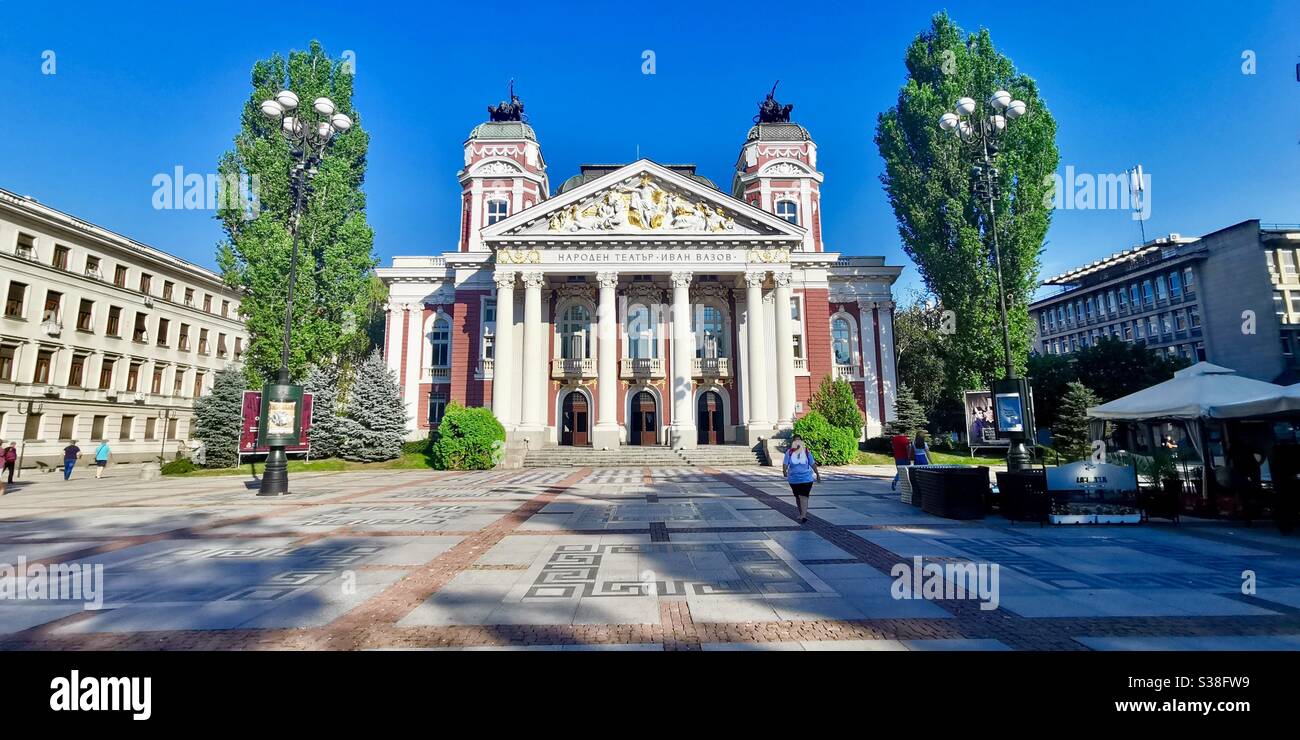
[[161, 457, 197, 475], [791, 411, 857, 466], [431, 404, 505, 471], [809, 376, 864, 437], [401, 437, 433, 456]]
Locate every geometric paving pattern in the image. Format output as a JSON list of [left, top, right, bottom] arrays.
[[1, 462, 1300, 650]]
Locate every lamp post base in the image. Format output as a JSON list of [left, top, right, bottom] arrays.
[[1006, 440, 1033, 472], [258, 446, 290, 496]]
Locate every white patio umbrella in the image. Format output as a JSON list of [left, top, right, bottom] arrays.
[[1207, 382, 1300, 419], [1087, 362, 1286, 421]]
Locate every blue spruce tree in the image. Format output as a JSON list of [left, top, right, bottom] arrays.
[[338, 349, 407, 462]]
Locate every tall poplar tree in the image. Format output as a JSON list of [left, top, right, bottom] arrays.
[[215, 41, 379, 385], [875, 12, 1059, 393]]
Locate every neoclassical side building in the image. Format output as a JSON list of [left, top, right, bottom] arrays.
[[378, 91, 902, 455]]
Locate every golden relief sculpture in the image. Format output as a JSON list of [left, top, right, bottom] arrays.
[[745, 248, 792, 264], [497, 248, 541, 264], [547, 174, 736, 233]]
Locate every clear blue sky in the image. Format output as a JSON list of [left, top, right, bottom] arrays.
[[2, 1, 1297, 299]]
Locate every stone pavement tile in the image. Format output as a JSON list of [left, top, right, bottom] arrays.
[[997, 593, 1110, 618], [1027, 546, 1214, 575], [686, 595, 782, 622], [806, 563, 890, 582], [573, 596, 661, 625], [1076, 635, 1300, 651], [360, 536, 464, 566], [767, 596, 866, 622], [562, 643, 664, 651], [763, 531, 854, 561], [54, 601, 285, 633], [1053, 589, 1192, 618], [0, 603, 91, 633], [701, 641, 805, 651], [800, 639, 909, 651], [842, 592, 953, 619], [235, 581, 399, 629], [483, 599, 582, 625], [475, 536, 553, 566], [904, 638, 1012, 651], [1138, 590, 1283, 616], [460, 645, 565, 651], [822, 576, 896, 598]]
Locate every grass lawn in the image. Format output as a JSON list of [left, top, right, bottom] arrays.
[[853, 450, 1011, 467], [165, 452, 436, 477]]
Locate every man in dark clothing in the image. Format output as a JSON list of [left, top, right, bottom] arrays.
[[2, 442, 16, 484], [62, 441, 82, 481]]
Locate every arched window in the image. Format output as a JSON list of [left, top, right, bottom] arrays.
[[832, 317, 853, 365], [626, 303, 656, 359], [775, 200, 799, 225], [431, 317, 450, 367], [694, 305, 726, 358], [561, 304, 592, 359]]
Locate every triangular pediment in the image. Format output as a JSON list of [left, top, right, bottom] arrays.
[[481, 160, 805, 241]]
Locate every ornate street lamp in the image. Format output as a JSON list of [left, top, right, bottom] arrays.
[[938, 89, 1035, 471], [255, 89, 352, 495]]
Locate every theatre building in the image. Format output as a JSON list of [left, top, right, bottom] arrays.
[[377, 91, 902, 460]]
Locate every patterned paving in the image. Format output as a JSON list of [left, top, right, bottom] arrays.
[[1, 463, 1299, 650]]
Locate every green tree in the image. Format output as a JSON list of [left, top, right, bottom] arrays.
[[337, 349, 407, 462], [791, 411, 857, 466], [432, 403, 506, 471], [303, 362, 344, 459], [216, 41, 378, 385], [1027, 338, 1186, 430], [809, 376, 864, 437], [893, 292, 953, 420], [1054, 381, 1100, 461], [875, 12, 1059, 391], [885, 383, 929, 438], [1026, 350, 1074, 429], [193, 369, 247, 468]]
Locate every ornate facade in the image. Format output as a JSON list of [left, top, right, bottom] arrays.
[[377, 91, 901, 455]]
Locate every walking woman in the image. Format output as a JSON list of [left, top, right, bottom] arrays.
[[782, 434, 822, 523], [913, 430, 931, 466], [94, 440, 112, 479]]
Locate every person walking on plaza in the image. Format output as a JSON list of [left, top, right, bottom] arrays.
[[62, 441, 82, 481], [94, 440, 112, 479], [891, 431, 913, 490], [782, 434, 821, 523], [3, 442, 17, 485], [913, 431, 931, 466]]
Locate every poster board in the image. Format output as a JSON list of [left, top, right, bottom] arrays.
[[963, 390, 994, 443], [240, 390, 313, 456]]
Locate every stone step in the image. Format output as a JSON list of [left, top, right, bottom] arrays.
[[523, 444, 765, 468]]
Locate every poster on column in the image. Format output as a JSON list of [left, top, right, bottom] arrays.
[[963, 390, 994, 443], [240, 390, 314, 455]]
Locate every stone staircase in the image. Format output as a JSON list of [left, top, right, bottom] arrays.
[[522, 444, 766, 468]]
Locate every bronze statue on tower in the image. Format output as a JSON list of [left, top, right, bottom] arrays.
[[755, 81, 794, 123], [488, 79, 526, 122]]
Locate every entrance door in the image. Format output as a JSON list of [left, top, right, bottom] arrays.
[[561, 392, 589, 446], [697, 391, 724, 445], [630, 391, 657, 446]]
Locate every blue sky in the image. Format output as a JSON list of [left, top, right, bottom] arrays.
[[2, 1, 1297, 299]]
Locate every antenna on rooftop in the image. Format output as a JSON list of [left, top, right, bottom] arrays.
[[1127, 164, 1148, 245]]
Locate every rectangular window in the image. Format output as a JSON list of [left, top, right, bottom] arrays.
[[68, 355, 85, 387], [173, 371, 183, 396], [428, 392, 448, 428], [1190, 307, 1201, 328], [1162, 313, 1173, 335], [163, 281, 174, 301], [199, 329, 209, 354], [107, 306, 122, 337], [139, 273, 152, 295], [184, 288, 195, 306], [157, 318, 170, 347], [98, 359, 115, 390], [1169, 271, 1182, 298], [145, 418, 157, 440], [1155, 276, 1168, 301], [221, 300, 229, 318], [151, 367, 164, 394], [1175, 310, 1187, 331], [179, 324, 190, 351], [1130, 284, 1140, 304], [114, 265, 128, 288], [53, 245, 71, 270], [1281, 251, 1297, 275], [85, 256, 102, 279], [42, 290, 62, 323], [193, 372, 205, 398], [0, 345, 14, 381], [776, 200, 799, 225], [133, 313, 149, 342], [1117, 288, 1128, 308], [1291, 293, 1300, 316], [167, 417, 178, 440], [1086, 298, 1095, 319], [1183, 267, 1195, 293], [24, 414, 42, 441], [234, 337, 242, 359], [217, 333, 227, 357], [59, 414, 76, 441], [1142, 280, 1154, 304], [203, 295, 212, 313], [485, 199, 509, 225], [1124, 323, 1134, 341], [119, 416, 133, 440], [126, 363, 140, 392], [91, 415, 106, 440], [34, 350, 53, 384], [77, 299, 94, 331], [15, 233, 36, 260], [5, 282, 27, 318]]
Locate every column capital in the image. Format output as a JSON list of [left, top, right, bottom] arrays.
[[744, 270, 768, 288], [493, 271, 517, 289], [670, 271, 694, 289], [520, 271, 546, 289], [772, 271, 793, 287], [596, 271, 620, 289]]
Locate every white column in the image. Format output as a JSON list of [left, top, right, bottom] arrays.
[[743, 270, 771, 443], [518, 271, 545, 437], [593, 271, 620, 449], [878, 300, 898, 424], [669, 271, 696, 448], [858, 300, 882, 436], [492, 272, 517, 430], [773, 271, 797, 429], [403, 302, 423, 438], [383, 302, 404, 379]]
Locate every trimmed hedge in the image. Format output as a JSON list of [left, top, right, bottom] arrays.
[[792, 411, 857, 466], [430, 404, 506, 471]]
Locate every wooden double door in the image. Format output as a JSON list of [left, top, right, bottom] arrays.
[[697, 390, 725, 445], [629, 391, 658, 446], [561, 392, 589, 446]]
